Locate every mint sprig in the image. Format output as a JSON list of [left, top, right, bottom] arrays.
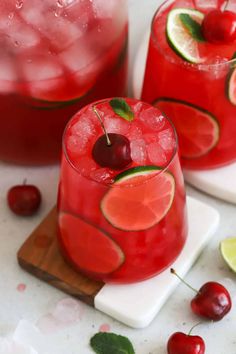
[[109, 98, 134, 122], [90, 332, 135, 354], [179, 14, 205, 42]]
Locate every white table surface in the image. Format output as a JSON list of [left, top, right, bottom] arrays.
[[1, 1, 236, 353]]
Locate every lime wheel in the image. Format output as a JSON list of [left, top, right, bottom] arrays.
[[59, 213, 125, 275], [101, 166, 175, 231], [154, 98, 220, 159]]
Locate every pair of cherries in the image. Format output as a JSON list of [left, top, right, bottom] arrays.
[[167, 269, 232, 354]]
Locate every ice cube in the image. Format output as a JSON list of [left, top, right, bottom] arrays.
[[71, 115, 95, 139], [147, 142, 167, 166], [127, 123, 143, 140], [90, 168, 114, 183], [7, 17, 40, 48], [22, 56, 63, 82], [130, 139, 147, 165], [132, 101, 147, 115], [104, 115, 130, 135], [39, 12, 84, 51], [139, 107, 166, 131], [157, 129, 176, 152], [67, 134, 88, 155], [60, 40, 98, 72]]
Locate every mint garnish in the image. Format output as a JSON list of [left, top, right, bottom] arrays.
[[179, 14, 205, 42], [90, 332, 135, 354], [109, 98, 134, 121]]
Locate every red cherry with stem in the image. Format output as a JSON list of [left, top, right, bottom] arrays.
[[171, 269, 232, 321], [7, 182, 41, 216], [92, 105, 132, 170], [202, 9, 236, 44], [167, 324, 205, 354]]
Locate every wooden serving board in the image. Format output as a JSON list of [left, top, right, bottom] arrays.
[[17, 197, 220, 328], [17, 207, 104, 307]]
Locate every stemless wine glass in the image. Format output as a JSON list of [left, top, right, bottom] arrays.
[[142, 0, 236, 170], [57, 97, 188, 284], [0, 0, 128, 165]]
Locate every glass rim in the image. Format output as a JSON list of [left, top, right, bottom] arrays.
[[62, 97, 179, 188], [150, 0, 236, 70]]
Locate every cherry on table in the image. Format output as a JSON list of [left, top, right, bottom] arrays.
[[202, 10, 236, 44], [167, 330, 205, 354], [171, 269, 232, 321], [7, 183, 41, 216], [92, 133, 132, 170], [191, 281, 232, 321]]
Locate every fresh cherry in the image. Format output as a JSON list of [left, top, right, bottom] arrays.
[[167, 331, 205, 354], [171, 269, 232, 321], [191, 281, 232, 321], [92, 133, 132, 170], [202, 9, 236, 44], [7, 183, 41, 216]]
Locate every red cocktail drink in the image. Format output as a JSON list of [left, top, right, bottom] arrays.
[[57, 97, 188, 283], [0, 0, 128, 165], [142, 0, 236, 169]]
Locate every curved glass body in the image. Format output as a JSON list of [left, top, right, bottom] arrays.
[[142, 0, 236, 170], [57, 98, 188, 283], [0, 0, 128, 165]]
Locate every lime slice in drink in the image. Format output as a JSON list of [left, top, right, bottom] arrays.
[[59, 213, 125, 275], [155, 98, 219, 159], [101, 166, 175, 231], [220, 237, 236, 272], [166, 8, 205, 63]]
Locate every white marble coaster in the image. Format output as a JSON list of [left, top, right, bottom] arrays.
[[94, 196, 219, 328], [132, 30, 236, 204]]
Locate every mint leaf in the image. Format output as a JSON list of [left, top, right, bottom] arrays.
[[179, 14, 205, 42], [109, 98, 134, 121], [90, 332, 135, 354]]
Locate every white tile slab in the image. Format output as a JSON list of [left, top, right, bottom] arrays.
[[95, 196, 220, 328]]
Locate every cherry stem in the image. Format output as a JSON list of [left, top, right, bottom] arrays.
[[92, 105, 111, 146], [188, 322, 203, 336], [170, 268, 199, 295], [22, 178, 27, 185]]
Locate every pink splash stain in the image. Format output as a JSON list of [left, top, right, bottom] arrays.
[[99, 323, 111, 332], [17, 283, 26, 292], [36, 298, 82, 334]]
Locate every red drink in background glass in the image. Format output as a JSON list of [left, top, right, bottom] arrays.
[[57, 97, 188, 283], [142, 0, 236, 170], [0, 0, 128, 165]]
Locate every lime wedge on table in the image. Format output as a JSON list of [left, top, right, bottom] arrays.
[[101, 166, 175, 231], [154, 98, 220, 159], [220, 237, 236, 272], [167, 8, 205, 63]]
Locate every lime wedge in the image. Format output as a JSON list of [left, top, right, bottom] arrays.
[[167, 8, 205, 63], [220, 237, 236, 272]]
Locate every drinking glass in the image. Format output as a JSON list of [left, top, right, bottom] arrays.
[[142, 0, 236, 169], [57, 97, 188, 283], [0, 0, 128, 165]]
